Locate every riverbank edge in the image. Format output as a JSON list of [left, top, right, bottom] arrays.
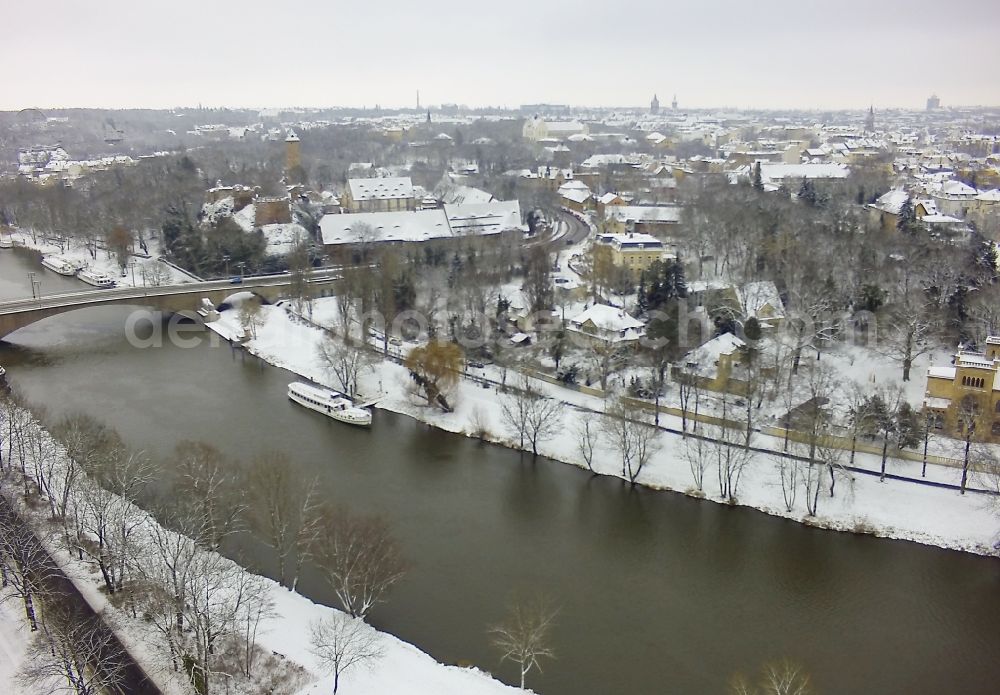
[[209, 315, 999, 560], [0, 400, 526, 695]]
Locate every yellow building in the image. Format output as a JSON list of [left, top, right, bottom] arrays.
[[342, 177, 416, 213], [594, 232, 674, 276], [676, 333, 749, 395], [924, 338, 1000, 441]]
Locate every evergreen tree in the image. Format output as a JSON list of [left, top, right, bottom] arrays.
[[897, 197, 916, 234], [752, 161, 763, 191]]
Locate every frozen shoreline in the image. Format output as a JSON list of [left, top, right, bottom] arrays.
[[209, 299, 1000, 559]]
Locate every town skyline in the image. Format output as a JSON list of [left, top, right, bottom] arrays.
[[4, 0, 1000, 112]]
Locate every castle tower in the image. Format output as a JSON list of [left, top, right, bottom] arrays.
[[285, 131, 301, 175], [650, 94, 660, 114]]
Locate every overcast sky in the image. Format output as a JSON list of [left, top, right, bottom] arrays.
[[5, 0, 1000, 111]]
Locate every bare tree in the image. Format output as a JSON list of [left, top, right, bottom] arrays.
[[499, 378, 563, 457], [709, 396, 752, 503], [684, 431, 712, 493], [173, 441, 245, 550], [244, 451, 325, 590], [675, 369, 701, 434], [574, 417, 599, 473], [309, 612, 383, 694], [729, 659, 813, 695], [490, 594, 557, 690], [602, 398, 661, 484], [880, 302, 935, 382], [315, 509, 408, 620], [0, 502, 55, 631], [238, 297, 264, 340], [19, 605, 129, 695], [317, 334, 372, 398]]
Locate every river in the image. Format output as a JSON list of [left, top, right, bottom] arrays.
[[1, 247, 998, 694]]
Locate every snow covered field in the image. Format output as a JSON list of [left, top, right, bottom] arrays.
[[211, 298, 1000, 557]]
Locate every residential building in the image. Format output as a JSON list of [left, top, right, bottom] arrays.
[[740, 281, 785, 327], [676, 333, 749, 394], [567, 304, 646, 347], [342, 176, 416, 212], [595, 232, 674, 276]]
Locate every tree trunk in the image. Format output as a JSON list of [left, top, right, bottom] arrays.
[[879, 437, 888, 482]]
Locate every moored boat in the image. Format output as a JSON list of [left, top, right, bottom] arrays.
[[287, 381, 372, 427], [41, 256, 78, 276], [77, 267, 116, 288]]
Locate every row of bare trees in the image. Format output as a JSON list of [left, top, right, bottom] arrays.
[[0, 388, 407, 694]]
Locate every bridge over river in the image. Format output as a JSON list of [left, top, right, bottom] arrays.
[[0, 271, 340, 340]]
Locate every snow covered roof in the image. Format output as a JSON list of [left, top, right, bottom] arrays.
[[348, 176, 414, 202], [976, 189, 1000, 202], [568, 304, 645, 341], [560, 188, 592, 204], [938, 180, 977, 197], [444, 201, 524, 236], [759, 163, 849, 181], [598, 192, 624, 205], [596, 233, 665, 251], [927, 366, 957, 379], [740, 281, 785, 320], [870, 189, 909, 215], [681, 333, 746, 377], [605, 205, 682, 224], [320, 201, 523, 245], [439, 184, 495, 206]]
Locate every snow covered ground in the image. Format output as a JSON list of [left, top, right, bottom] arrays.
[[4, 229, 196, 288], [210, 298, 1000, 557], [0, 601, 32, 694]]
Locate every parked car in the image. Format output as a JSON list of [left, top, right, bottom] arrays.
[[468, 361, 485, 369]]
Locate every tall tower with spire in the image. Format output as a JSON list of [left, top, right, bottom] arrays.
[[672, 94, 678, 110], [865, 105, 875, 133], [650, 94, 660, 114]]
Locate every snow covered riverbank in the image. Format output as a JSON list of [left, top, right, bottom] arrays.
[[210, 299, 1000, 558], [0, 407, 526, 695]]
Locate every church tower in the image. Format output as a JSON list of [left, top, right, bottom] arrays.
[[285, 131, 301, 178], [650, 94, 660, 114], [865, 105, 875, 133]]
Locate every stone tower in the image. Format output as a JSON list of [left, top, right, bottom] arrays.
[[865, 105, 875, 133], [285, 131, 301, 175], [650, 94, 660, 114]]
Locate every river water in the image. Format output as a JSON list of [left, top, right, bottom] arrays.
[[1, 248, 998, 694]]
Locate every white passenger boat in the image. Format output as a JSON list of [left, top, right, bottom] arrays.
[[41, 256, 78, 276], [287, 381, 372, 427], [76, 267, 116, 288]]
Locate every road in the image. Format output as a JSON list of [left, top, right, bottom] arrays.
[[0, 497, 163, 695], [0, 268, 343, 315]]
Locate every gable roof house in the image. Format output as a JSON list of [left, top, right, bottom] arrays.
[[740, 281, 785, 328], [675, 332, 750, 395], [567, 304, 646, 347]]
